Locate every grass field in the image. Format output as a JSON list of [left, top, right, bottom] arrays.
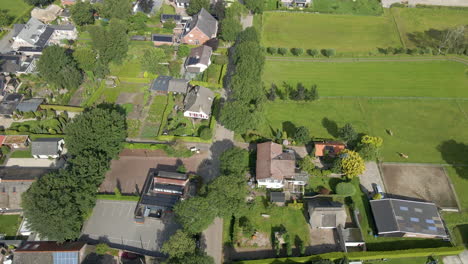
[[263, 60, 468, 97], [261, 11, 401, 54], [257, 99, 468, 163], [391, 7, 468, 48], [10, 149, 32, 158], [0, 0, 30, 21], [0, 215, 21, 236]]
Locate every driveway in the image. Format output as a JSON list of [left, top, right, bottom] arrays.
[[202, 217, 223, 264], [0, 30, 13, 54], [306, 228, 341, 255], [5, 158, 66, 168], [444, 250, 468, 264], [81, 200, 179, 257], [240, 13, 253, 29], [359, 161, 385, 196]]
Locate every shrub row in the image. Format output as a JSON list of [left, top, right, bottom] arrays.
[[40, 105, 84, 112], [189, 81, 223, 90], [267, 47, 336, 57], [123, 142, 194, 157]]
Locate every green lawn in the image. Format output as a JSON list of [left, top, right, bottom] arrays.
[[257, 99, 468, 163], [140, 95, 168, 138], [391, 7, 468, 48], [366, 256, 442, 264], [0, 215, 21, 237], [10, 149, 32, 158], [261, 11, 401, 54], [0, 0, 30, 22], [263, 60, 468, 98]]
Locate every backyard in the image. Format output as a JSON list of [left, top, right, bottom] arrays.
[[263, 60, 468, 97], [0, 0, 30, 22], [0, 215, 21, 237], [261, 11, 401, 54]]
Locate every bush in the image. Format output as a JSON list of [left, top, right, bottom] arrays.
[[321, 48, 336, 57], [278, 48, 288, 55], [177, 45, 190, 58], [267, 47, 277, 55], [290, 48, 303, 56], [95, 243, 110, 255], [199, 126, 212, 140], [307, 49, 319, 57], [1, 146, 10, 155], [213, 54, 228, 65], [18, 126, 29, 132], [335, 182, 356, 196], [294, 126, 310, 144]]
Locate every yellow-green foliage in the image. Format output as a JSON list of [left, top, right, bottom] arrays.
[[340, 149, 365, 179], [361, 135, 383, 147]]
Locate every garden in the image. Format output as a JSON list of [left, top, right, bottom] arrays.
[[0, 215, 21, 238], [8, 110, 71, 135]]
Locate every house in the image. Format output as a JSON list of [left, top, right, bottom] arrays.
[[161, 14, 182, 23], [183, 86, 214, 119], [307, 197, 347, 229], [314, 141, 346, 157], [2, 135, 30, 149], [150, 75, 172, 94], [185, 45, 212, 73], [370, 198, 449, 239], [270, 192, 286, 206], [31, 138, 64, 159], [0, 75, 20, 96], [31, 4, 63, 23], [175, 0, 190, 8], [0, 55, 38, 75], [152, 34, 174, 46], [338, 227, 365, 252], [15, 98, 44, 113], [12, 18, 77, 51], [181, 8, 218, 45], [0, 93, 22, 117], [281, 0, 311, 7], [13, 241, 87, 264], [135, 170, 189, 221], [256, 141, 307, 189], [59, 8, 71, 24]]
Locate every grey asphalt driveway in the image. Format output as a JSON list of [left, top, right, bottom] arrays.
[[81, 200, 179, 256], [359, 161, 385, 196], [202, 217, 223, 264], [0, 30, 13, 54]]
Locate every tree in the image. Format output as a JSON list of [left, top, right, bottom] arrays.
[[65, 105, 127, 161], [358, 142, 378, 161], [163, 19, 176, 30], [207, 174, 247, 217], [244, 0, 264, 13], [23, 0, 53, 5], [177, 45, 190, 58], [103, 0, 132, 19], [278, 48, 288, 55], [127, 12, 148, 32], [174, 197, 217, 234], [335, 182, 356, 196], [37, 45, 83, 89], [361, 135, 383, 147], [338, 123, 357, 143], [71, 1, 95, 26], [220, 17, 242, 42], [95, 243, 111, 255], [73, 47, 97, 72], [141, 48, 168, 74], [212, 0, 226, 20], [0, 9, 13, 28], [162, 230, 196, 259], [268, 83, 277, 101], [305, 84, 319, 101], [322, 48, 336, 57], [89, 20, 129, 64], [298, 156, 316, 174], [291, 48, 303, 56], [199, 126, 212, 140], [267, 47, 277, 55], [294, 126, 310, 145], [307, 49, 318, 57], [339, 149, 365, 179], [165, 253, 215, 264], [186, 0, 210, 16], [293, 83, 305, 100], [139, 0, 154, 13], [219, 147, 249, 175]]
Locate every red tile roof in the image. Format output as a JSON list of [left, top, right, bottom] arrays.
[[314, 141, 346, 157], [0, 135, 6, 145], [15, 241, 85, 252]]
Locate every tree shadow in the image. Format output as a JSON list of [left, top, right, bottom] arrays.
[[438, 140, 468, 180], [282, 121, 296, 138], [321, 118, 339, 138], [196, 139, 234, 183]]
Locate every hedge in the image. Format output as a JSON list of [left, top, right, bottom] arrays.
[[96, 194, 140, 201], [234, 246, 465, 264], [122, 142, 193, 157], [156, 135, 212, 143], [40, 105, 84, 112], [5, 130, 65, 139], [189, 81, 223, 90]]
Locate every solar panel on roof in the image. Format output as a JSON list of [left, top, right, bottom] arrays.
[[428, 226, 437, 231], [426, 219, 435, 224], [399, 206, 408, 211], [53, 252, 78, 264], [410, 217, 419, 222]]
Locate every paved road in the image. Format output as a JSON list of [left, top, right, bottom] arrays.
[[202, 217, 223, 264], [5, 158, 66, 168]]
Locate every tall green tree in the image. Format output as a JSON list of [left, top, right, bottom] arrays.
[[73, 47, 97, 72], [127, 12, 148, 32], [0, 9, 13, 28], [186, 0, 210, 16], [294, 126, 310, 144], [141, 48, 169, 74], [174, 197, 217, 234], [207, 175, 247, 217], [338, 123, 357, 143], [65, 104, 127, 161], [139, 0, 154, 13], [161, 230, 196, 259], [220, 17, 242, 42], [219, 147, 249, 175], [244, 0, 264, 13], [71, 1, 95, 26], [102, 0, 132, 19], [24, 0, 52, 6], [37, 45, 83, 89], [165, 253, 215, 264], [89, 19, 128, 64]]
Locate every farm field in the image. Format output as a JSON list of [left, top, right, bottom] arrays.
[[261, 11, 401, 53], [263, 60, 468, 97], [257, 99, 468, 163], [0, 0, 30, 21], [391, 7, 468, 48]]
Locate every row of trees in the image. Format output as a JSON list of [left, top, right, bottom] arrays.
[[220, 28, 266, 134], [161, 147, 249, 263], [267, 47, 336, 57], [22, 104, 127, 242], [0, 9, 13, 28], [267, 83, 319, 101]]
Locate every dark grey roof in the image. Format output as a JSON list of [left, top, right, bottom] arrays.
[[189, 8, 217, 38], [17, 46, 44, 54], [13, 252, 53, 264], [0, 100, 19, 115], [370, 198, 448, 238], [185, 45, 212, 72], [152, 34, 173, 43], [184, 86, 214, 115], [4, 93, 23, 102], [0, 167, 51, 181], [31, 138, 63, 156], [13, 24, 25, 37], [270, 192, 285, 203], [176, 0, 189, 3], [0, 55, 21, 73], [341, 227, 364, 243], [60, 8, 71, 17], [34, 27, 54, 48], [16, 98, 44, 112], [157, 171, 188, 180], [141, 193, 180, 209], [161, 14, 182, 22], [168, 79, 188, 93], [307, 197, 347, 228], [154, 183, 184, 193], [131, 35, 146, 41], [49, 24, 76, 31], [150, 76, 172, 92]]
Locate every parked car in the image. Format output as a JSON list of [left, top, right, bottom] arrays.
[[372, 183, 385, 198]]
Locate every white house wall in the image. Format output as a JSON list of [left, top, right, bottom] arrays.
[[257, 179, 284, 189], [184, 111, 209, 119]]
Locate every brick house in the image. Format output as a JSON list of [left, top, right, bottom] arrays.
[[181, 8, 218, 45]]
